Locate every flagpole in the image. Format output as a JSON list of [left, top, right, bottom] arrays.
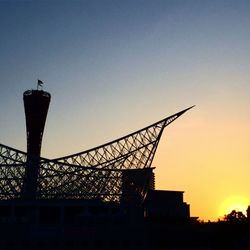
[[37, 79, 44, 90]]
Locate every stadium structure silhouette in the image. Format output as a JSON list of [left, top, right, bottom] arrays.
[[0, 86, 193, 203], [0, 85, 196, 250]]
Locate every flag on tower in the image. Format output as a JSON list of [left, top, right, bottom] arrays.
[[38, 79, 44, 86]]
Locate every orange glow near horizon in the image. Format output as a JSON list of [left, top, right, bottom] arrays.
[[218, 196, 249, 219], [153, 109, 250, 221]]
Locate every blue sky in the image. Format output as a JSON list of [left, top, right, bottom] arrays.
[[0, 0, 249, 220]]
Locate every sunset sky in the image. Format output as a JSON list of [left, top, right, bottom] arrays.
[[0, 0, 249, 221]]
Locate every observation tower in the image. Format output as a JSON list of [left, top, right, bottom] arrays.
[[22, 87, 51, 199]]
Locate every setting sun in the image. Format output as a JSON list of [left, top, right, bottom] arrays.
[[218, 196, 249, 218]]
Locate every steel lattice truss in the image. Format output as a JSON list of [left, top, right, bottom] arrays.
[[0, 144, 26, 199], [0, 107, 193, 201]]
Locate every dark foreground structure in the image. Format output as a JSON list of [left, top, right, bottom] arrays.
[[0, 87, 248, 250]]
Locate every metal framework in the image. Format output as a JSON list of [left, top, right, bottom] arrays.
[[0, 106, 193, 202]]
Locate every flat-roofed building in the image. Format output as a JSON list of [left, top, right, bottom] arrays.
[[145, 190, 190, 221]]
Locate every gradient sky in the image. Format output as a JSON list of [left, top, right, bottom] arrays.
[[0, 0, 249, 221]]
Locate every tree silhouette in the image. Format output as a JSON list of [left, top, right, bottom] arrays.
[[223, 210, 247, 223]]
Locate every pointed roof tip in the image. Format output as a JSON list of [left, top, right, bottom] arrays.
[[188, 105, 196, 110], [167, 105, 195, 122], [179, 105, 195, 114]]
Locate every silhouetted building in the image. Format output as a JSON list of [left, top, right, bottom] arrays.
[[121, 168, 155, 205], [145, 190, 190, 221]]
